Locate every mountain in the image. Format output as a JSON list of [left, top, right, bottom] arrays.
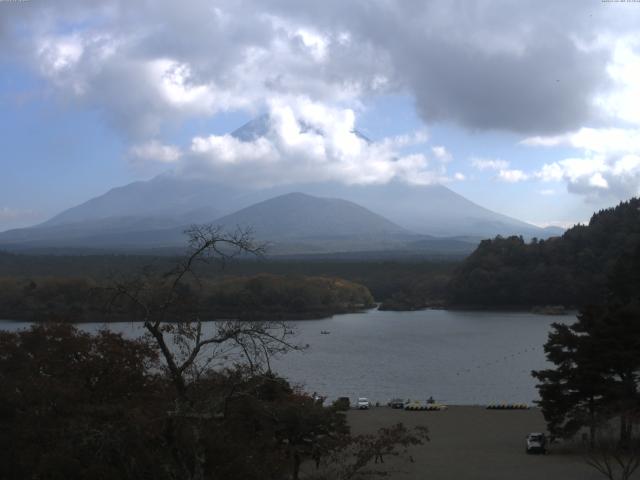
[[211, 192, 426, 254], [0, 192, 477, 255], [272, 181, 546, 238], [214, 192, 408, 240], [0, 116, 561, 253], [41, 174, 238, 228]]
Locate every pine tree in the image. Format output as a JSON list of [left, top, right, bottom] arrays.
[[533, 246, 640, 446]]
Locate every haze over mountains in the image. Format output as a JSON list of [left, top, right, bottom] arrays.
[[0, 117, 563, 255]]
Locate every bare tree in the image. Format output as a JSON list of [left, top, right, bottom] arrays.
[[108, 225, 300, 480], [584, 418, 640, 480]]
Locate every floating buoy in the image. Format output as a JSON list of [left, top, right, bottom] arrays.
[[486, 403, 530, 410], [404, 403, 447, 411]]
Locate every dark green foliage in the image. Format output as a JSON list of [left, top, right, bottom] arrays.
[[449, 198, 640, 307], [0, 252, 458, 310], [532, 246, 640, 445], [200, 274, 375, 319], [0, 274, 374, 322]]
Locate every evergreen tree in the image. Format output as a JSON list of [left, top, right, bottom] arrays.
[[533, 246, 640, 446]]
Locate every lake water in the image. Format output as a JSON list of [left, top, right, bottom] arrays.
[[0, 309, 573, 405]]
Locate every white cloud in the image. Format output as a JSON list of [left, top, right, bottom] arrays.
[[534, 154, 640, 198], [181, 97, 452, 187], [470, 157, 530, 183], [38, 35, 84, 73], [595, 36, 640, 126], [521, 127, 640, 154], [471, 157, 509, 171], [432, 146, 452, 162], [518, 35, 640, 200], [523, 128, 640, 198], [538, 189, 556, 196], [128, 140, 182, 164], [497, 169, 529, 183]]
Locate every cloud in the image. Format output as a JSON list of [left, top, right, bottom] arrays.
[[471, 157, 530, 183], [523, 126, 640, 198], [179, 97, 452, 187], [497, 169, 529, 183], [128, 140, 182, 164], [594, 35, 640, 126], [515, 34, 640, 201], [432, 146, 452, 162], [521, 127, 640, 153], [535, 155, 640, 198], [471, 157, 509, 171], [3, 0, 640, 198], [3, 0, 638, 140]]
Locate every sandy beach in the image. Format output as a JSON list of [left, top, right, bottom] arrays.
[[345, 406, 615, 480]]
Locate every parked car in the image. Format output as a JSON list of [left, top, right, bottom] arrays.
[[526, 433, 547, 454], [357, 397, 371, 409], [388, 398, 405, 409]]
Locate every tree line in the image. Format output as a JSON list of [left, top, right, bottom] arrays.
[[0, 273, 374, 322], [448, 198, 640, 308], [0, 250, 458, 310]]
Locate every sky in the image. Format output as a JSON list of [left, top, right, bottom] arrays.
[[1, 0, 640, 231]]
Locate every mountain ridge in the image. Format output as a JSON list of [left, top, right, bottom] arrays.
[[0, 115, 564, 253]]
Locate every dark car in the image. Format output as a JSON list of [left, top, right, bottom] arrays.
[[388, 398, 405, 409]]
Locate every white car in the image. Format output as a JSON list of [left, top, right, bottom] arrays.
[[357, 397, 371, 409], [526, 433, 547, 454]]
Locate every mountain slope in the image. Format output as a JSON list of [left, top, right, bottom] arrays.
[[0, 114, 560, 251], [291, 181, 544, 238], [41, 174, 236, 227], [214, 192, 408, 240]]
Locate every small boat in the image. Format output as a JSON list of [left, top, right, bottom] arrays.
[[320, 330, 331, 335]]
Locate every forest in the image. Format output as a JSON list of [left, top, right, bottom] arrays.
[[448, 198, 640, 308], [0, 251, 456, 318], [0, 274, 375, 322]]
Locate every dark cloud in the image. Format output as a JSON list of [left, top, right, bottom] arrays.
[[268, 0, 622, 134], [2, 0, 638, 138]]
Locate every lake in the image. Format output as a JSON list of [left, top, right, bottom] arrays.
[[0, 308, 573, 405]]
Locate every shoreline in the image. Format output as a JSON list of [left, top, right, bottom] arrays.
[[0, 304, 578, 324]]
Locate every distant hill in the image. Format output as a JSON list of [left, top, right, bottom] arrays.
[[40, 174, 236, 228], [0, 192, 478, 256], [293, 181, 549, 238], [448, 197, 640, 307], [215, 192, 407, 240], [210, 192, 470, 255], [0, 116, 562, 253]]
